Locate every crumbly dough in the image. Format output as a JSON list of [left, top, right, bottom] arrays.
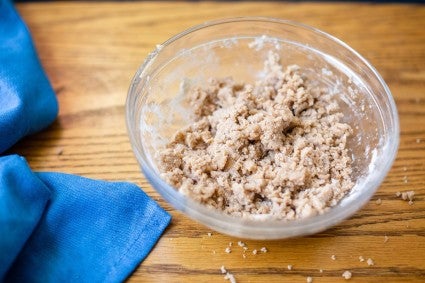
[[158, 51, 353, 220], [342, 270, 352, 280]]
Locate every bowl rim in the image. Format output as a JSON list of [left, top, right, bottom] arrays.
[[126, 17, 400, 239]]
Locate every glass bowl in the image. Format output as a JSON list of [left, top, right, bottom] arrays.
[[126, 17, 399, 239]]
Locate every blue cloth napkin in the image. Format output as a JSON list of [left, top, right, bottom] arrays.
[[0, 0, 171, 281], [0, 0, 58, 154], [1, 155, 171, 282]]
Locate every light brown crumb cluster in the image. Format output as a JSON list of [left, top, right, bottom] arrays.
[[396, 190, 415, 205], [221, 266, 236, 283], [222, 240, 268, 258], [158, 51, 353, 220]]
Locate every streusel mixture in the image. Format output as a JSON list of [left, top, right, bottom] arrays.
[[158, 51, 353, 220]]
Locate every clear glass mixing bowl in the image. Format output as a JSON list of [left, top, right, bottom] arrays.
[[126, 18, 399, 239]]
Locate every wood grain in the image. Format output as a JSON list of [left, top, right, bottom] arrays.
[[13, 2, 425, 282]]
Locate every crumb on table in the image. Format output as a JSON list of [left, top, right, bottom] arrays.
[[397, 190, 415, 205], [367, 258, 374, 266], [342, 270, 352, 280]]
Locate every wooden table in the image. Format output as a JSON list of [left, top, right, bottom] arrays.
[[14, 2, 425, 282]]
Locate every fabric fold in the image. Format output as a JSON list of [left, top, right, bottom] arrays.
[[0, 155, 51, 278], [3, 161, 170, 282], [0, 0, 58, 154]]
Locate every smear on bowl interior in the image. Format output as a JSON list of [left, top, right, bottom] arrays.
[[157, 51, 353, 220]]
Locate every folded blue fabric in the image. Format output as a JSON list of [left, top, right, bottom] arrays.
[[0, 0, 58, 154], [0, 0, 171, 281], [0, 155, 51, 278], [1, 155, 171, 282]]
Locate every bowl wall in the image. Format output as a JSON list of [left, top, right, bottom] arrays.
[[126, 18, 399, 239]]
